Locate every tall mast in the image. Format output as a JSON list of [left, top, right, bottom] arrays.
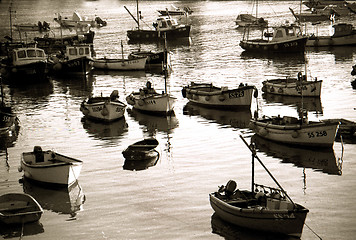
[[136, 0, 140, 30]]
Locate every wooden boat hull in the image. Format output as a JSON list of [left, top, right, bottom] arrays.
[[235, 14, 268, 28], [182, 83, 256, 109], [80, 98, 126, 122], [0, 193, 43, 225], [126, 93, 176, 114], [128, 51, 167, 67], [262, 78, 322, 97], [20, 149, 83, 186], [209, 193, 308, 237], [239, 37, 308, 52], [0, 107, 17, 132], [249, 118, 339, 147], [127, 26, 191, 42], [2, 61, 49, 82], [93, 57, 147, 70]]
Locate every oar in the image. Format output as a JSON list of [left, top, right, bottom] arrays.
[[239, 135, 296, 207]]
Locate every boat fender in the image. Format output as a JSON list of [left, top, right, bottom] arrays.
[[297, 72, 302, 81], [110, 90, 119, 100], [225, 180, 237, 196], [270, 87, 274, 92], [18, 166, 23, 172], [205, 96, 210, 101], [53, 62, 62, 71], [101, 103, 109, 116], [278, 88, 283, 94], [138, 99, 145, 106], [218, 95, 225, 101], [259, 128, 268, 136], [193, 94, 199, 100], [181, 88, 186, 98], [261, 86, 267, 92], [254, 89, 258, 98], [126, 96, 135, 105], [274, 44, 278, 50], [248, 121, 255, 130], [292, 130, 299, 138]]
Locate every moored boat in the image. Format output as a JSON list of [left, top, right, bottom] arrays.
[[240, 23, 308, 52], [122, 138, 159, 161], [157, 5, 193, 16], [128, 50, 168, 68], [0, 46, 50, 82], [93, 57, 147, 71], [0, 193, 43, 225], [262, 71, 322, 97], [235, 14, 268, 28], [289, 7, 336, 22], [182, 82, 257, 109], [80, 90, 126, 122], [210, 136, 309, 237], [306, 23, 356, 47], [249, 114, 339, 148], [125, 2, 191, 42], [0, 81, 18, 133], [54, 12, 107, 29], [19, 146, 83, 186], [50, 44, 94, 75]]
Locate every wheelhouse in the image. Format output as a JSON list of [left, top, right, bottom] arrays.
[[12, 48, 47, 66], [65, 45, 93, 61]]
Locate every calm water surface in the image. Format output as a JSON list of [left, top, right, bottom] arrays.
[[1, 0, 356, 239]]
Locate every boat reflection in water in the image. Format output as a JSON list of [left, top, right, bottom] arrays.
[[81, 117, 128, 141], [262, 93, 323, 114], [211, 213, 295, 240], [22, 178, 86, 219], [0, 220, 44, 239], [251, 134, 342, 175], [127, 108, 179, 134], [183, 102, 252, 129], [123, 155, 159, 171]]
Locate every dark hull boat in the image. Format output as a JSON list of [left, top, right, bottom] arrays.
[[122, 138, 159, 161], [127, 25, 191, 42]]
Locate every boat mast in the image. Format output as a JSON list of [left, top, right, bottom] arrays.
[[136, 0, 140, 30], [164, 33, 167, 94], [9, 3, 15, 43]]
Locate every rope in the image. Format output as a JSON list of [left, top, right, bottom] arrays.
[[305, 223, 323, 239]]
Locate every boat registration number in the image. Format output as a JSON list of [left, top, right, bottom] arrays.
[[283, 42, 298, 48], [307, 131, 327, 138], [228, 90, 244, 98], [92, 106, 103, 112], [145, 100, 156, 105], [274, 213, 295, 219]]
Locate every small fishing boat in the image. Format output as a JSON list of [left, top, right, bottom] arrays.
[[235, 14, 268, 28], [93, 57, 147, 71], [93, 41, 147, 71], [303, 0, 347, 10], [14, 21, 50, 32], [0, 46, 50, 82], [262, 71, 322, 97], [249, 112, 339, 148], [54, 12, 107, 29], [122, 138, 159, 161], [80, 90, 126, 122], [19, 146, 83, 186], [306, 23, 356, 47], [181, 82, 258, 109], [0, 193, 43, 225], [128, 50, 168, 68], [322, 118, 356, 139], [51, 44, 94, 75], [209, 136, 309, 237], [125, 2, 191, 42], [289, 7, 336, 22], [157, 5, 193, 16], [240, 23, 308, 52]]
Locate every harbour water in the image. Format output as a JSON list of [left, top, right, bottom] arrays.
[[1, 0, 356, 239]]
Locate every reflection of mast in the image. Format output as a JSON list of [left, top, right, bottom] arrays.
[[302, 168, 306, 194]]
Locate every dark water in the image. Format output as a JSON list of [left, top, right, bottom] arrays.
[[0, 0, 356, 239]]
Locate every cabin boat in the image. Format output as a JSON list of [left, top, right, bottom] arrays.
[[0, 193, 43, 225], [262, 71, 322, 97], [51, 44, 94, 75], [182, 82, 258, 109], [239, 23, 308, 52], [306, 23, 356, 47], [289, 7, 336, 22], [249, 113, 339, 148], [19, 146, 83, 186], [0, 46, 50, 82], [126, 14, 191, 42], [80, 90, 126, 122], [210, 136, 309, 237], [235, 14, 268, 28]]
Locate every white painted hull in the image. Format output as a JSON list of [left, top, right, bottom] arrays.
[[80, 99, 126, 122], [182, 83, 256, 109], [262, 79, 322, 97], [93, 57, 147, 70], [20, 150, 83, 186], [126, 93, 176, 114], [250, 118, 339, 147]]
